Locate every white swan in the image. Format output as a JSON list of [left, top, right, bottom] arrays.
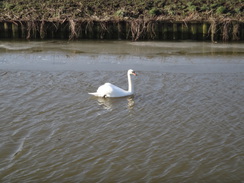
[[89, 69, 137, 98]]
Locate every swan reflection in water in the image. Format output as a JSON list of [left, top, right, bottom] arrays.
[[95, 96, 135, 111]]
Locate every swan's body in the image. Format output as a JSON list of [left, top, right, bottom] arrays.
[[89, 69, 137, 98]]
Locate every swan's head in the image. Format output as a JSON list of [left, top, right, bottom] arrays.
[[128, 69, 137, 76]]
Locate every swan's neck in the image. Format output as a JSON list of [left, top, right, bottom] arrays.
[[128, 73, 134, 93]]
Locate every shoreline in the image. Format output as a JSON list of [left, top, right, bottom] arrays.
[[1, 41, 243, 73]]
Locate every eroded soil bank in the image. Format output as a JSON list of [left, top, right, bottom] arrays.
[[0, 0, 243, 41]]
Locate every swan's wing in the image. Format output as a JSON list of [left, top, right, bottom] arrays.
[[97, 83, 115, 97], [89, 83, 114, 97], [101, 83, 129, 97], [89, 83, 129, 98]]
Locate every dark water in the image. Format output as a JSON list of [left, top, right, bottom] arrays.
[[0, 41, 244, 182]]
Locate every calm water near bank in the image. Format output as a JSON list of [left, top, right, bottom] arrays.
[[0, 41, 243, 182]]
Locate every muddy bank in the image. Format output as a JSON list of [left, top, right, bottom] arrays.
[[0, 19, 243, 41]]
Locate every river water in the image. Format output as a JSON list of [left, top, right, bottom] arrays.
[[0, 41, 243, 182]]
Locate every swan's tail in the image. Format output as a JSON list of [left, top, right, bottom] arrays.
[[88, 92, 100, 97]]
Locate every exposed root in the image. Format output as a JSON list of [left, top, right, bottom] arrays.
[[232, 22, 240, 41], [69, 19, 78, 40], [209, 19, 217, 42], [146, 20, 157, 39], [26, 20, 37, 39], [99, 21, 109, 39], [40, 20, 45, 39], [131, 19, 146, 41], [85, 20, 94, 36], [222, 20, 231, 41]]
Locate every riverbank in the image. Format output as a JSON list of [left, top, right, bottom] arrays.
[[0, 0, 243, 41]]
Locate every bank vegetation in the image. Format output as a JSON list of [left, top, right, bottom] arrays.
[[0, 0, 243, 41]]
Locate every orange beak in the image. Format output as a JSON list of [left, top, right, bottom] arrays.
[[132, 72, 137, 76]]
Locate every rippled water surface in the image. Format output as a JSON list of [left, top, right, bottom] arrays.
[[0, 41, 244, 182]]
